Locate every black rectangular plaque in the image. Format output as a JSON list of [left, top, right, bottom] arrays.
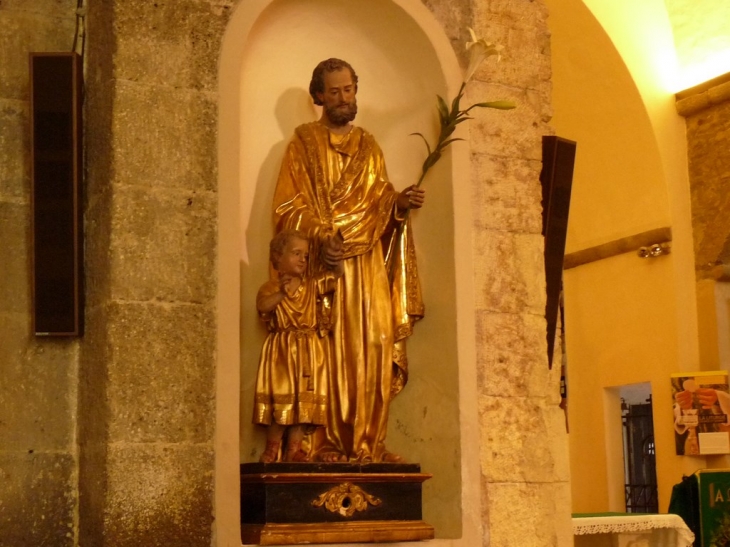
[[30, 52, 84, 336]]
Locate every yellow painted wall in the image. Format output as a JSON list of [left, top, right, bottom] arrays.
[[548, 0, 671, 251], [546, 0, 702, 512], [697, 279, 722, 369], [563, 255, 701, 511]]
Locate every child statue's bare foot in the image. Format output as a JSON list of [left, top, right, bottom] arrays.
[[285, 449, 310, 462], [259, 440, 281, 463], [284, 440, 310, 462]]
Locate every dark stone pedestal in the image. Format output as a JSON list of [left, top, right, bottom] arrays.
[[240, 462, 434, 545]]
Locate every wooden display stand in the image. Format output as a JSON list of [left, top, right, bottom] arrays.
[[240, 462, 434, 545]]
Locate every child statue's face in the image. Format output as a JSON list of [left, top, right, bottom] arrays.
[[277, 237, 309, 277]]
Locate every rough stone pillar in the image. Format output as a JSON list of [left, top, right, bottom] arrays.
[[676, 76, 730, 370], [411, 0, 572, 544], [469, 1, 572, 546], [0, 2, 80, 545], [79, 2, 230, 544], [677, 77, 730, 280]]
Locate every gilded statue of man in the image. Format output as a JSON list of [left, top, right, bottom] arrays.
[[272, 58, 425, 463]]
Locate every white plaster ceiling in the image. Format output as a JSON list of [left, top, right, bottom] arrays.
[[664, 0, 730, 88]]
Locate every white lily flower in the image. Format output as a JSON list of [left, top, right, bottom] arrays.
[[464, 27, 503, 83]]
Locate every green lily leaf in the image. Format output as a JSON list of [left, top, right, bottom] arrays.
[[409, 132, 432, 156], [467, 100, 516, 112], [436, 95, 449, 125], [451, 90, 463, 117], [439, 115, 471, 141], [422, 151, 442, 173], [440, 122, 457, 139], [437, 137, 465, 151]]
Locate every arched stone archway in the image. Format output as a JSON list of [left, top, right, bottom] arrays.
[[216, 0, 476, 540]]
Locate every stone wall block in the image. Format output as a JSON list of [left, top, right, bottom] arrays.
[[85, 135, 114, 209], [84, 81, 115, 204], [113, 0, 228, 91], [0, 451, 76, 547], [85, 187, 114, 307], [685, 101, 730, 273], [467, 82, 544, 160], [106, 301, 215, 444], [0, 11, 76, 100], [469, 21, 551, 91], [1, 1, 76, 19], [526, 83, 555, 128], [77, 303, 113, 546], [478, 395, 557, 483], [187, 4, 231, 91], [0, 312, 78, 450], [104, 443, 214, 547], [547, 348, 564, 405], [506, 26, 551, 87], [483, 480, 571, 547], [109, 185, 216, 304], [544, 404, 571, 482], [0, 4, 79, 546], [473, 229, 546, 315], [470, 153, 543, 234], [0, 99, 29, 202], [84, 3, 116, 306], [420, 0, 471, 67], [0, 202, 30, 315], [112, 81, 217, 193], [475, 0, 549, 32], [77, 441, 107, 547], [474, 310, 548, 397], [77, 305, 111, 445], [84, 0, 116, 199]]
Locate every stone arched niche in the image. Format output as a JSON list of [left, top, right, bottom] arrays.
[[218, 0, 477, 540]]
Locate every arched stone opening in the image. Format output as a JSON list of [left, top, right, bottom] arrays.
[[217, 0, 479, 542]]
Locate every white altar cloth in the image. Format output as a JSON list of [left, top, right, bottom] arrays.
[[573, 513, 694, 547]]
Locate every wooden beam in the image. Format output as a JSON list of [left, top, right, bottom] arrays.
[[563, 227, 672, 270]]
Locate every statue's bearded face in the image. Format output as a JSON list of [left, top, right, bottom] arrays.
[[318, 69, 358, 126]]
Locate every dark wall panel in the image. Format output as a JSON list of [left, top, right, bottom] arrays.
[[540, 136, 576, 368], [30, 53, 83, 336]]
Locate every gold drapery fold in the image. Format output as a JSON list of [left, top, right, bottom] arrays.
[[252, 274, 336, 428], [273, 123, 398, 264], [271, 121, 424, 462], [384, 217, 424, 395]]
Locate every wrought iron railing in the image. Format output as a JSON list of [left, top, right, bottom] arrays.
[[625, 483, 658, 513]]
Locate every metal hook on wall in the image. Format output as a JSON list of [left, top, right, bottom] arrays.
[[637, 243, 671, 258]]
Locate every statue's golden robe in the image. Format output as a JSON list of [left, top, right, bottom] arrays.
[[252, 273, 338, 428], [273, 121, 423, 462]]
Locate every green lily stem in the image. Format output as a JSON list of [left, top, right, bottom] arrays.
[[391, 78, 515, 282], [400, 81, 515, 229]]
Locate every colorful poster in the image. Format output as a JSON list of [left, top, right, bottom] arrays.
[[672, 371, 730, 456]]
